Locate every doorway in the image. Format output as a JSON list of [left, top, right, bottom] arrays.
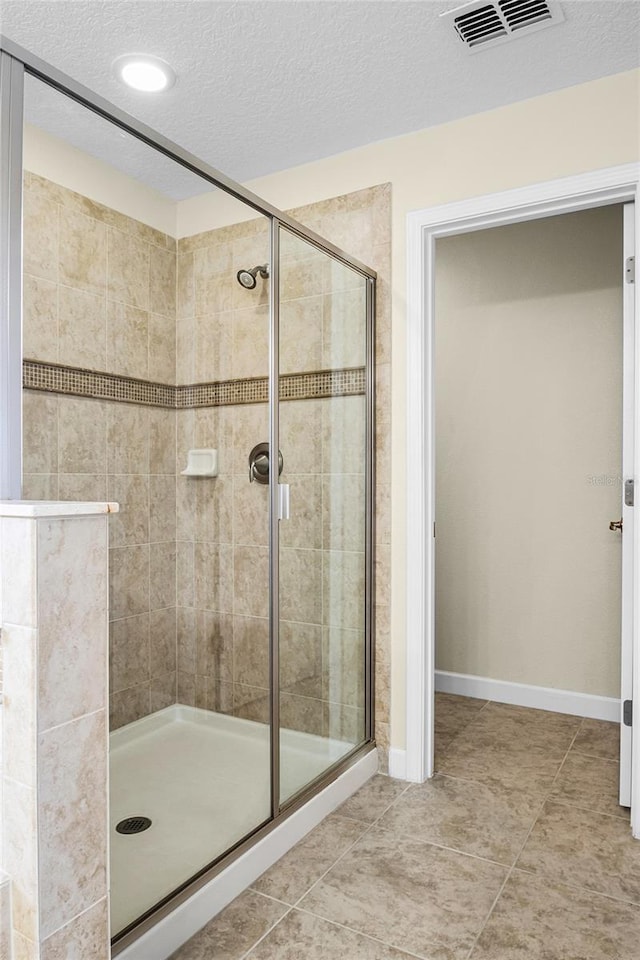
[[404, 166, 640, 837], [434, 205, 630, 805]]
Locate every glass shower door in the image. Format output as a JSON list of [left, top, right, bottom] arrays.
[[276, 225, 371, 804], [20, 71, 275, 939], [5, 35, 377, 952]]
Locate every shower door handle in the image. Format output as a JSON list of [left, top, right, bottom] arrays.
[[278, 484, 290, 521]]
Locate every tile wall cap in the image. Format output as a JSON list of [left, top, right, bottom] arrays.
[[0, 500, 119, 518]]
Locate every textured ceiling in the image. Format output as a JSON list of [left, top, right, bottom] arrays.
[[2, 0, 640, 199]]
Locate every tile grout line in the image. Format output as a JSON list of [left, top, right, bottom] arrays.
[[570, 748, 622, 762], [433, 698, 490, 762], [292, 786, 415, 907], [545, 796, 631, 822], [509, 863, 640, 909], [41, 895, 108, 946], [548, 719, 585, 789], [239, 784, 414, 960], [240, 890, 292, 910], [236, 904, 296, 960], [367, 814, 520, 870], [293, 905, 434, 960], [463, 717, 586, 959], [461, 795, 546, 960]]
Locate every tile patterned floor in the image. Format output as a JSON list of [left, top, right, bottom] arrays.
[[170, 695, 640, 960]]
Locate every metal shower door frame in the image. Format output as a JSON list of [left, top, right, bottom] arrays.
[[0, 48, 23, 500], [269, 220, 377, 820], [0, 35, 377, 948]]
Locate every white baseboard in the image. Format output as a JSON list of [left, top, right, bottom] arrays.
[[435, 670, 620, 723], [116, 747, 378, 960], [388, 747, 407, 779]]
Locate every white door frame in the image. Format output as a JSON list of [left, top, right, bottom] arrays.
[[405, 163, 640, 836]]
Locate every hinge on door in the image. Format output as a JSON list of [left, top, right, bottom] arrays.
[[625, 256, 635, 284], [625, 479, 634, 507], [623, 699, 633, 727]]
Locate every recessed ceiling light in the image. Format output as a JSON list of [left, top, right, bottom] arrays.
[[113, 54, 176, 93]]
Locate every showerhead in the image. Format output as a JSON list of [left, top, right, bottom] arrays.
[[236, 264, 269, 290]]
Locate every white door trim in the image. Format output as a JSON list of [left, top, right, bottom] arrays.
[[405, 163, 640, 836], [621, 202, 636, 806]]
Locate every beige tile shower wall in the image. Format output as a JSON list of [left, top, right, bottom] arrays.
[[23, 172, 176, 381], [22, 170, 390, 756], [22, 395, 178, 730], [175, 185, 391, 765], [287, 186, 391, 766], [22, 172, 178, 729], [175, 215, 271, 721], [176, 216, 271, 385]]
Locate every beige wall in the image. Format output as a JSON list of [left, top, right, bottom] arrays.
[[22, 68, 640, 748], [435, 207, 623, 698], [185, 69, 638, 748], [24, 124, 176, 235]]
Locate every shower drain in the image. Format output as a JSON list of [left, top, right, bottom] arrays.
[[116, 816, 152, 835]]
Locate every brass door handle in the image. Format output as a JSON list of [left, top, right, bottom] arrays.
[[609, 518, 623, 532]]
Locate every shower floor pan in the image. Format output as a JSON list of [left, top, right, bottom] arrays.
[[110, 704, 355, 936]]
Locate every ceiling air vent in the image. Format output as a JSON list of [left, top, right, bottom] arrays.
[[443, 0, 565, 53]]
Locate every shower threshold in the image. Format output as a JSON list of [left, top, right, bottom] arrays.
[[109, 704, 356, 937]]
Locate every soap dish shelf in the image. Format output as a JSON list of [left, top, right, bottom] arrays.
[[181, 449, 218, 478]]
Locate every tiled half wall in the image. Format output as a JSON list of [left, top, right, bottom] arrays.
[[0, 502, 112, 960], [21, 173, 391, 766]]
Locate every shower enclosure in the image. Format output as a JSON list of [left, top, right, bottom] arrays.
[[1, 38, 375, 950]]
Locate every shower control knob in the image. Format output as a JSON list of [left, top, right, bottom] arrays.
[[248, 442, 283, 484]]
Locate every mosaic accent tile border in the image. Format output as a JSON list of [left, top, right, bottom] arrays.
[[178, 377, 267, 408], [23, 360, 365, 409], [23, 360, 176, 408], [177, 367, 365, 407], [279, 367, 365, 402]]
